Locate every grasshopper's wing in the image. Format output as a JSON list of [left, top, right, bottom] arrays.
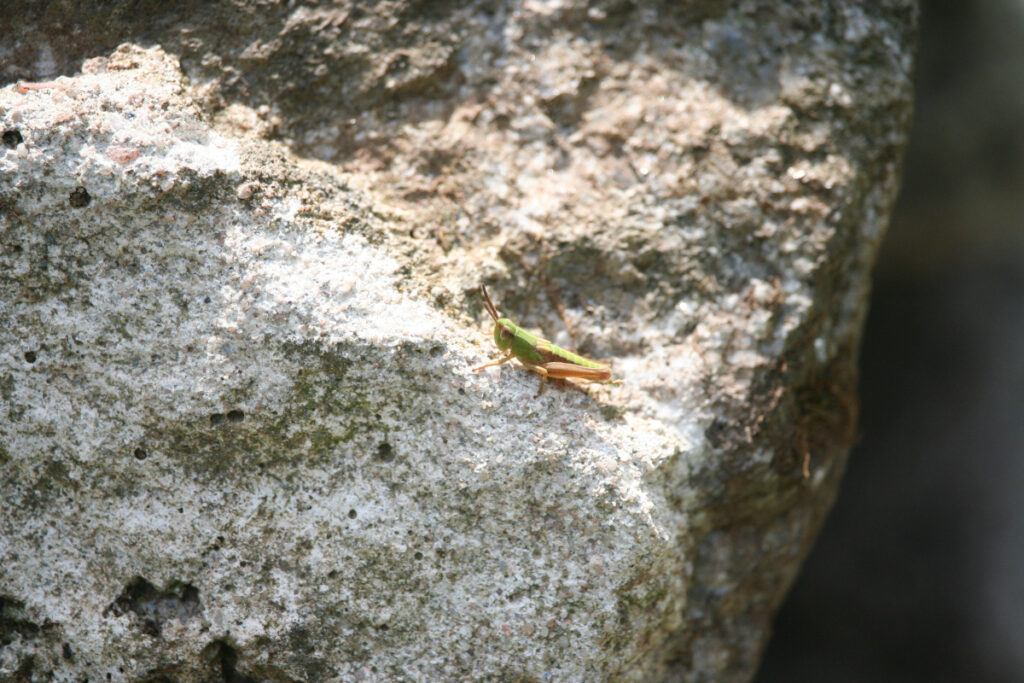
[[534, 339, 610, 374], [532, 338, 559, 362]]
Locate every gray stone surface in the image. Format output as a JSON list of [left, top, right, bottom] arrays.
[[0, 2, 914, 681]]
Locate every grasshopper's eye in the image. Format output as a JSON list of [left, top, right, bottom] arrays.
[[500, 326, 513, 340]]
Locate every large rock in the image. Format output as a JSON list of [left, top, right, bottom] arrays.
[[0, 2, 914, 680]]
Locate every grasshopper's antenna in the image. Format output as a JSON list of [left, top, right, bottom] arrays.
[[480, 285, 500, 322]]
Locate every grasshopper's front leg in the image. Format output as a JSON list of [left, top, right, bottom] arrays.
[[473, 350, 514, 373]]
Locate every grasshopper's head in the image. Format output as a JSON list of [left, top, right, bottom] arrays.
[[493, 318, 516, 351], [480, 284, 516, 352]]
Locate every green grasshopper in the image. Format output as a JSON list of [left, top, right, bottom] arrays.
[[473, 285, 611, 396]]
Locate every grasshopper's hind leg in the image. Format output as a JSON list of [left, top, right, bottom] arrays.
[[527, 362, 612, 397]]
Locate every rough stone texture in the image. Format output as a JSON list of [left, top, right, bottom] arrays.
[[0, 2, 914, 682], [762, 0, 1024, 678]]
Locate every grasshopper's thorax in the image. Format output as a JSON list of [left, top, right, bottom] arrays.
[[493, 319, 516, 351]]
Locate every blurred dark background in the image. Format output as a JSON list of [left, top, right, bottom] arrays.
[[758, 0, 1024, 680]]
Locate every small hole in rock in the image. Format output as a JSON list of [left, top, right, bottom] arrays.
[[2, 129, 23, 148], [133, 448, 148, 460], [24, 350, 37, 363], [414, 551, 423, 561], [141, 619, 159, 637], [209, 413, 225, 426], [69, 186, 91, 207], [376, 442, 394, 462], [348, 509, 357, 519], [226, 409, 244, 423]]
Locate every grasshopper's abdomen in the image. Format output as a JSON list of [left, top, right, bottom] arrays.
[[525, 334, 605, 370], [539, 342, 606, 368]]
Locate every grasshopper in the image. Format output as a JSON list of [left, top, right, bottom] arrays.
[[473, 285, 611, 396]]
